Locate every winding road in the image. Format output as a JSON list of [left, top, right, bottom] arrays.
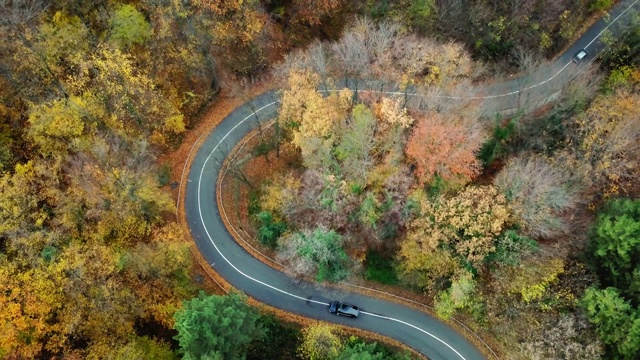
[[182, 1, 639, 359]]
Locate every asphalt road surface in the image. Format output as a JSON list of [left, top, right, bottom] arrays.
[[183, 1, 639, 359]]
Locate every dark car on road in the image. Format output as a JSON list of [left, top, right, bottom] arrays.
[[329, 301, 360, 318]]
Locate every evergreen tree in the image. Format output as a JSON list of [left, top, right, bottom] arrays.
[[174, 292, 264, 360]]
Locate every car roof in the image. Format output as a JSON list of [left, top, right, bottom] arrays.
[[339, 303, 359, 315]]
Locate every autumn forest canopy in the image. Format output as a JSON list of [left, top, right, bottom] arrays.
[[1, 0, 639, 359]]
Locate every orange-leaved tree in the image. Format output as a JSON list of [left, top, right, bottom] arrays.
[[404, 111, 485, 185]]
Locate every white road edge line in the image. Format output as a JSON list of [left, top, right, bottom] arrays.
[[321, 60, 568, 100], [585, 0, 639, 49], [218, 120, 287, 268], [177, 131, 207, 210], [196, 101, 467, 360], [182, 0, 640, 216], [216, 118, 472, 360], [197, 101, 325, 306], [322, 0, 638, 101], [188, 3, 638, 358], [363, 311, 466, 360]]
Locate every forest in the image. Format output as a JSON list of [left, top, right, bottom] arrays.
[[0, 0, 638, 359]]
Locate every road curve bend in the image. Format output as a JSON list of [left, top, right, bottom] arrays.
[[182, 1, 638, 359]]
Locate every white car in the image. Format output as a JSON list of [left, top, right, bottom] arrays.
[[573, 49, 588, 63], [329, 301, 359, 318]]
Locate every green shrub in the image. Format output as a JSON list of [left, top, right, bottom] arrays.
[[589, 0, 614, 12], [485, 230, 538, 267], [588, 198, 640, 303], [256, 211, 287, 248], [602, 66, 638, 93], [342, 336, 413, 360], [247, 314, 301, 360], [407, 0, 435, 27], [478, 118, 516, 168], [365, 251, 398, 285], [279, 227, 350, 282], [248, 188, 262, 216], [157, 164, 171, 186], [426, 173, 444, 198]]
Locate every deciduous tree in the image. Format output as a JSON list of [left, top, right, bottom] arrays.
[[277, 17, 479, 90], [331, 27, 370, 83], [396, 233, 453, 277], [377, 97, 414, 130], [506, 256, 565, 303], [199, 0, 268, 75], [0, 160, 58, 240], [519, 313, 603, 360], [335, 104, 376, 184], [397, 186, 511, 290], [37, 11, 89, 72], [298, 322, 343, 360], [120, 224, 194, 326], [277, 227, 349, 282], [56, 244, 140, 347], [260, 173, 301, 219], [108, 4, 153, 49], [405, 111, 485, 185], [27, 96, 88, 157], [278, 69, 352, 169], [494, 155, 584, 239], [284, 0, 347, 27], [434, 271, 476, 319], [87, 46, 185, 142], [0, 260, 66, 358], [97, 336, 177, 360], [573, 89, 640, 187]]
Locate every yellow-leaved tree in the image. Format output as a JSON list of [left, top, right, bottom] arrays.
[[0, 161, 54, 237], [278, 69, 352, 169], [574, 89, 640, 188], [198, 0, 268, 74], [88, 46, 185, 142], [0, 260, 67, 358], [108, 4, 153, 49], [260, 173, 301, 219], [298, 322, 343, 360], [37, 11, 90, 73], [397, 186, 511, 290], [506, 256, 566, 303], [27, 96, 88, 157]]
